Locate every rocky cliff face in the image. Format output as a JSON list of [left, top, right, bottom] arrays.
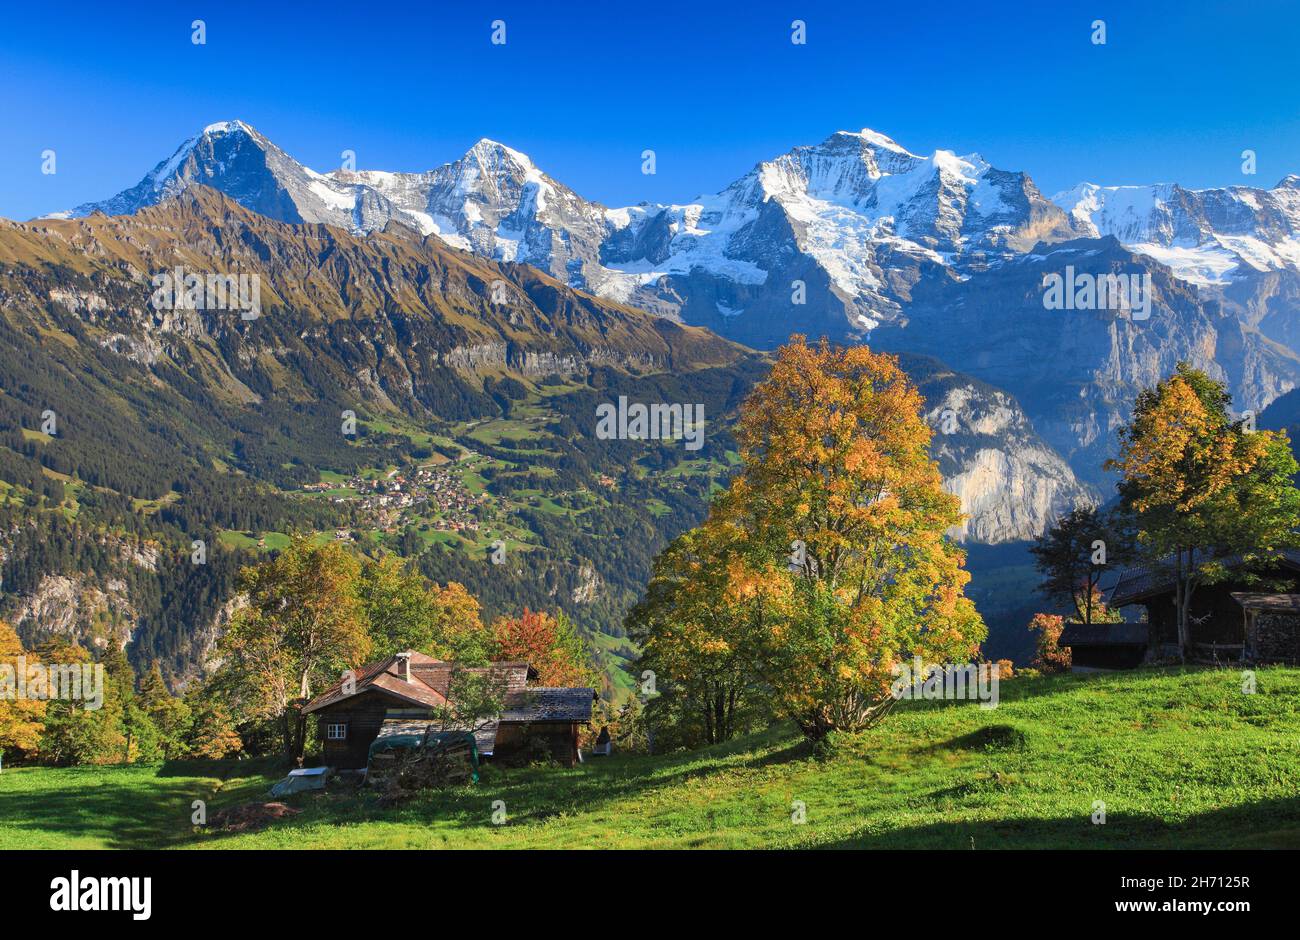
[[10, 574, 136, 650], [903, 354, 1096, 542], [877, 238, 1300, 485]]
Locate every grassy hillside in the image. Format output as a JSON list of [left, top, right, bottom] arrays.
[[3, 666, 1298, 850]]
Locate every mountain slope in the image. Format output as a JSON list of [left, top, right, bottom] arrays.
[[2, 187, 760, 683], [872, 235, 1300, 485], [56, 121, 1299, 482], [1053, 176, 1300, 287], [9, 667, 1298, 849]]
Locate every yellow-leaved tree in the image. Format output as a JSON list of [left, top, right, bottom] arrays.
[[631, 337, 985, 743], [1107, 363, 1300, 659], [214, 537, 372, 760], [0, 621, 46, 763]]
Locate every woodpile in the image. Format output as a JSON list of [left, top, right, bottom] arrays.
[[371, 736, 476, 806]]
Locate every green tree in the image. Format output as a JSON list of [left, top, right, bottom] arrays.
[[38, 643, 120, 766], [102, 645, 160, 763], [1107, 364, 1300, 659], [358, 555, 484, 659], [139, 663, 191, 760], [215, 538, 372, 760], [1032, 506, 1132, 624]]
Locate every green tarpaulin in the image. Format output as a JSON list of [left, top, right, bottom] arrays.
[[367, 727, 479, 783]]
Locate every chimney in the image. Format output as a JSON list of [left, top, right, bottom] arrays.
[[396, 652, 411, 683]]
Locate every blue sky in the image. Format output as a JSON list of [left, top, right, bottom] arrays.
[[2, 0, 1297, 220]]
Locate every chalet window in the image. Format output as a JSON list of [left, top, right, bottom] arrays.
[[326, 723, 348, 741]]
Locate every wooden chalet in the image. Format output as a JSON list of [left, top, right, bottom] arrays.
[[303, 651, 596, 769], [1061, 550, 1300, 668]]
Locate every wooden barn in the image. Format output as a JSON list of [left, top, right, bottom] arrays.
[[303, 651, 596, 769], [1061, 550, 1300, 668]]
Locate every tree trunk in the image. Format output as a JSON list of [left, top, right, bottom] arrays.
[[1175, 549, 1188, 662]]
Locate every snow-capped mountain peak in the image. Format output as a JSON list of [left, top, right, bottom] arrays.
[[1052, 176, 1300, 286], [36, 121, 1110, 344]]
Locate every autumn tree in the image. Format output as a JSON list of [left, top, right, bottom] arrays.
[[492, 608, 599, 688], [0, 621, 45, 764], [183, 694, 243, 759], [626, 525, 769, 747], [1026, 613, 1069, 672], [1107, 364, 1300, 659], [1032, 506, 1132, 624], [633, 337, 985, 743], [215, 537, 371, 760]]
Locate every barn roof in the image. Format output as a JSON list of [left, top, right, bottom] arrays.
[[1106, 550, 1300, 608], [1059, 622, 1149, 648], [473, 689, 596, 756]]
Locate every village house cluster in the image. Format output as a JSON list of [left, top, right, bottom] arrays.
[[305, 463, 486, 535]]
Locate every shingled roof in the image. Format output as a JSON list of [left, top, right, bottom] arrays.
[[302, 652, 535, 714], [304, 652, 446, 714], [1231, 592, 1300, 613], [473, 688, 597, 756], [1059, 621, 1150, 648], [1107, 550, 1300, 608], [503, 687, 598, 723]]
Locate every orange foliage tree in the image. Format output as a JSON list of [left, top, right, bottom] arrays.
[[0, 621, 46, 763], [1027, 613, 1070, 673], [634, 337, 985, 742], [492, 608, 597, 688]]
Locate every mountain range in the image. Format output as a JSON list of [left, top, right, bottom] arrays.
[[52, 121, 1300, 480], [9, 120, 1300, 674]]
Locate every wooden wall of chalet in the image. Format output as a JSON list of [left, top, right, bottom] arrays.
[[492, 721, 581, 767], [1140, 577, 1300, 648], [313, 691, 414, 769]]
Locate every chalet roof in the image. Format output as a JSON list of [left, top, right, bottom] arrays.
[[1231, 592, 1300, 613], [502, 687, 598, 723], [304, 651, 449, 714], [412, 660, 534, 698], [1059, 622, 1149, 647], [304, 652, 544, 715], [1106, 550, 1300, 608]]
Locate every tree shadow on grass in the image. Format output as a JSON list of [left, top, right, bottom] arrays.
[[817, 795, 1300, 850], [0, 768, 225, 849]]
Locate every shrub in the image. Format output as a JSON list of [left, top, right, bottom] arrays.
[[1029, 613, 1071, 673]]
